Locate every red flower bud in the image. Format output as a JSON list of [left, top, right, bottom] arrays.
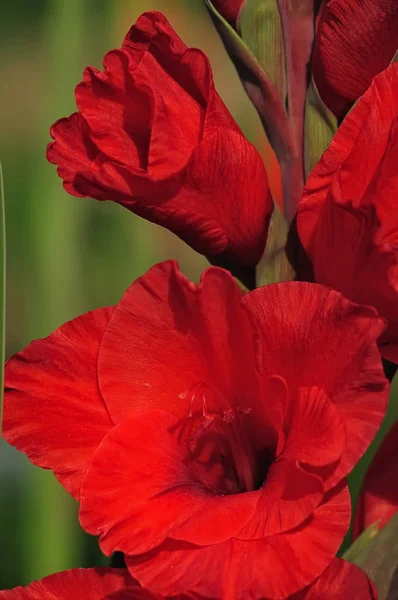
[[47, 11, 272, 269]]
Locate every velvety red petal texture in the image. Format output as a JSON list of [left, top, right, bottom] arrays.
[[126, 484, 350, 600], [353, 420, 398, 540], [79, 409, 261, 555], [299, 65, 398, 244], [47, 11, 272, 267], [0, 568, 135, 599], [282, 387, 345, 468], [82, 265, 370, 599], [211, 0, 244, 26], [4, 261, 385, 599], [236, 387, 345, 540], [97, 260, 261, 427], [244, 282, 388, 480], [313, 0, 398, 120], [292, 559, 377, 599], [298, 64, 398, 363], [2, 309, 114, 499]]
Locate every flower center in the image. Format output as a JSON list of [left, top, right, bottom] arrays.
[[176, 382, 264, 495]]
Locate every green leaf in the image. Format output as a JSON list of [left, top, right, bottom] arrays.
[[342, 522, 380, 564], [256, 203, 295, 286], [0, 162, 6, 451], [205, 0, 300, 222], [205, 0, 289, 153], [345, 514, 398, 600], [304, 77, 337, 178], [239, 0, 286, 104]]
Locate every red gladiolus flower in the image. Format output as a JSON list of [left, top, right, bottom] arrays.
[[292, 559, 377, 599], [47, 11, 272, 270], [312, 0, 398, 121], [3, 262, 388, 599], [211, 0, 244, 27], [297, 64, 398, 363], [353, 420, 398, 540]]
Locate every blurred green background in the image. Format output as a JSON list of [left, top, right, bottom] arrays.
[[0, 0, 396, 590]]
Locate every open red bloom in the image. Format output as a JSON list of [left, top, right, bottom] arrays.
[[210, 0, 244, 26], [353, 420, 398, 540], [312, 0, 398, 120], [297, 64, 398, 363], [3, 262, 388, 599], [47, 11, 272, 269]]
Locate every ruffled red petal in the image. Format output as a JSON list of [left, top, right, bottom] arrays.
[[292, 558, 377, 599], [298, 65, 398, 362], [80, 409, 261, 555], [97, 261, 262, 427], [236, 386, 345, 540], [47, 113, 112, 199], [2, 309, 114, 499], [0, 568, 135, 599], [126, 483, 350, 600], [75, 48, 203, 177], [282, 387, 345, 469], [301, 179, 398, 362], [243, 281, 388, 479], [313, 0, 398, 120], [299, 65, 398, 246]]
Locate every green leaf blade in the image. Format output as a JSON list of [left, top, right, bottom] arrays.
[[344, 514, 398, 599], [239, 0, 286, 104], [342, 522, 380, 564], [304, 78, 337, 178]]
